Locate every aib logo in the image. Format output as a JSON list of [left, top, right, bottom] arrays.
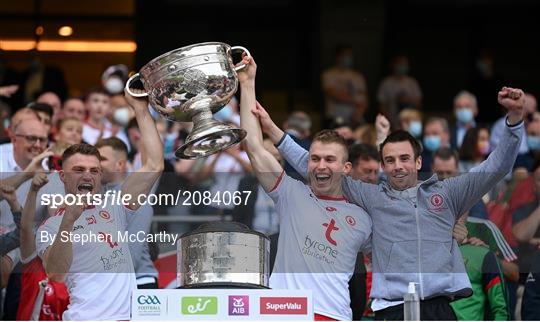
[[322, 219, 339, 246], [138, 295, 161, 305], [228, 295, 249, 316]]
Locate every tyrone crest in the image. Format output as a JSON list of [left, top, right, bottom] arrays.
[[430, 194, 444, 207]]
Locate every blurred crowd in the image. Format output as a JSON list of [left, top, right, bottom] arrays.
[[0, 45, 539, 320]]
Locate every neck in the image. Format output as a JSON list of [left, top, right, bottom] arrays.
[[311, 184, 344, 199], [88, 117, 103, 127], [14, 154, 30, 170]]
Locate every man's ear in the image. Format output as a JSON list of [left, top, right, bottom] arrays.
[[343, 161, 352, 175], [59, 170, 65, 183], [416, 155, 422, 171]]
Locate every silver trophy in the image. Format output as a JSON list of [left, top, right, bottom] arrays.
[[125, 42, 250, 159]]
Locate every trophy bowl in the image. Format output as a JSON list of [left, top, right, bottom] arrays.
[[125, 42, 249, 159]]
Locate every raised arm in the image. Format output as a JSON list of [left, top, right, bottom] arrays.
[[20, 172, 48, 260], [43, 203, 84, 282], [121, 91, 164, 210], [252, 103, 310, 180], [237, 56, 282, 192], [0, 149, 52, 190], [444, 87, 525, 217]]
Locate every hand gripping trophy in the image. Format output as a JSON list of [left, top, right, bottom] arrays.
[[125, 42, 250, 159]]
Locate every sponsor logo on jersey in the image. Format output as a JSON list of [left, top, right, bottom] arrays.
[[322, 219, 339, 246], [86, 215, 96, 225], [346, 215, 356, 226], [259, 297, 307, 315]]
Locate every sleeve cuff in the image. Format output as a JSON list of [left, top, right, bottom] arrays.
[[274, 133, 288, 148]]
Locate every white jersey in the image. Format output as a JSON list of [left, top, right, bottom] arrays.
[[268, 173, 372, 321], [37, 203, 136, 321]]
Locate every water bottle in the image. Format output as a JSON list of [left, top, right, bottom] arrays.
[[404, 282, 420, 321]]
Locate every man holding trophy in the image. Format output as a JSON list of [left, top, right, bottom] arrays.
[[237, 55, 372, 320]]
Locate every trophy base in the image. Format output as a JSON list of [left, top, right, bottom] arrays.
[[175, 120, 247, 159]]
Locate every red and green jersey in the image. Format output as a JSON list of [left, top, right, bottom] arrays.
[[451, 244, 508, 320]]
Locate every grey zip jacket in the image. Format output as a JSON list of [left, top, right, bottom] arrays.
[[276, 117, 523, 301]]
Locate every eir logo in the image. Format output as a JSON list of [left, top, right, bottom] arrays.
[[322, 219, 339, 246]]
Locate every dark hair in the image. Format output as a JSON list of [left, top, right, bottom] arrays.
[[126, 118, 139, 130], [348, 143, 380, 165], [62, 143, 102, 166], [83, 87, 110, 102], [433, 147, 459, 166], [95, 137, 128, 157], [334, 44, 353, 57], [313, 129, 349, 160], [379, 130, 423, 163], [458, 127, 488, 161], [28, 102, 53, 118]]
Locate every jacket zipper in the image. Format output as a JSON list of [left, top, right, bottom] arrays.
[[414, 200, 424, 299]]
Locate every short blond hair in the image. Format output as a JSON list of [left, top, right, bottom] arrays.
[[398, 108, 422, 124]]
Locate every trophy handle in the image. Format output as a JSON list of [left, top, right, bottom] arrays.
[[125, 73, 149, 97], [231, 46, 251, 71]]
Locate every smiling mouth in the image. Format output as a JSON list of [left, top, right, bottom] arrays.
[[315, 173, 331, 184], [77, 183, 94, 193], [394, 173, 407, 179]]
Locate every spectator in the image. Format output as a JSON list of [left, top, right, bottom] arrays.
[[348, 143, 380, 184], [55, 117, 82, 147], [512, 160, 540, 282], [28, 102, 53, 134], [61, 97, 86, 122], [81, 87, 111, 145], [516, 113, 540, 172], [458, 126, 491, 173], [101, 64, 128, 96], [16, 172, 69, 320], [451, 91, 479, 149], [420, 117, 450, 176], [322, 45, 368, 125], [377, 54, 422, 128], [450, 208, 509, 320], [36, 91, 62, 128], [398, 108, 423, 139], [282, 110, 312, 180]]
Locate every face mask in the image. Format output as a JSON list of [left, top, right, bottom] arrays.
[[408, 121, 422, 138], [342, 56, 354, 68], [423, 135, 441, 152], [215, 105, 233, 122], [3, 119, 9, 129], [113, 107, 131, 126], [455, 108, 474, 124], [395, 65, 409, 75], [105, 77, 125, 94], [527, 136, 540, 151], [478, 142, 490, 156]]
